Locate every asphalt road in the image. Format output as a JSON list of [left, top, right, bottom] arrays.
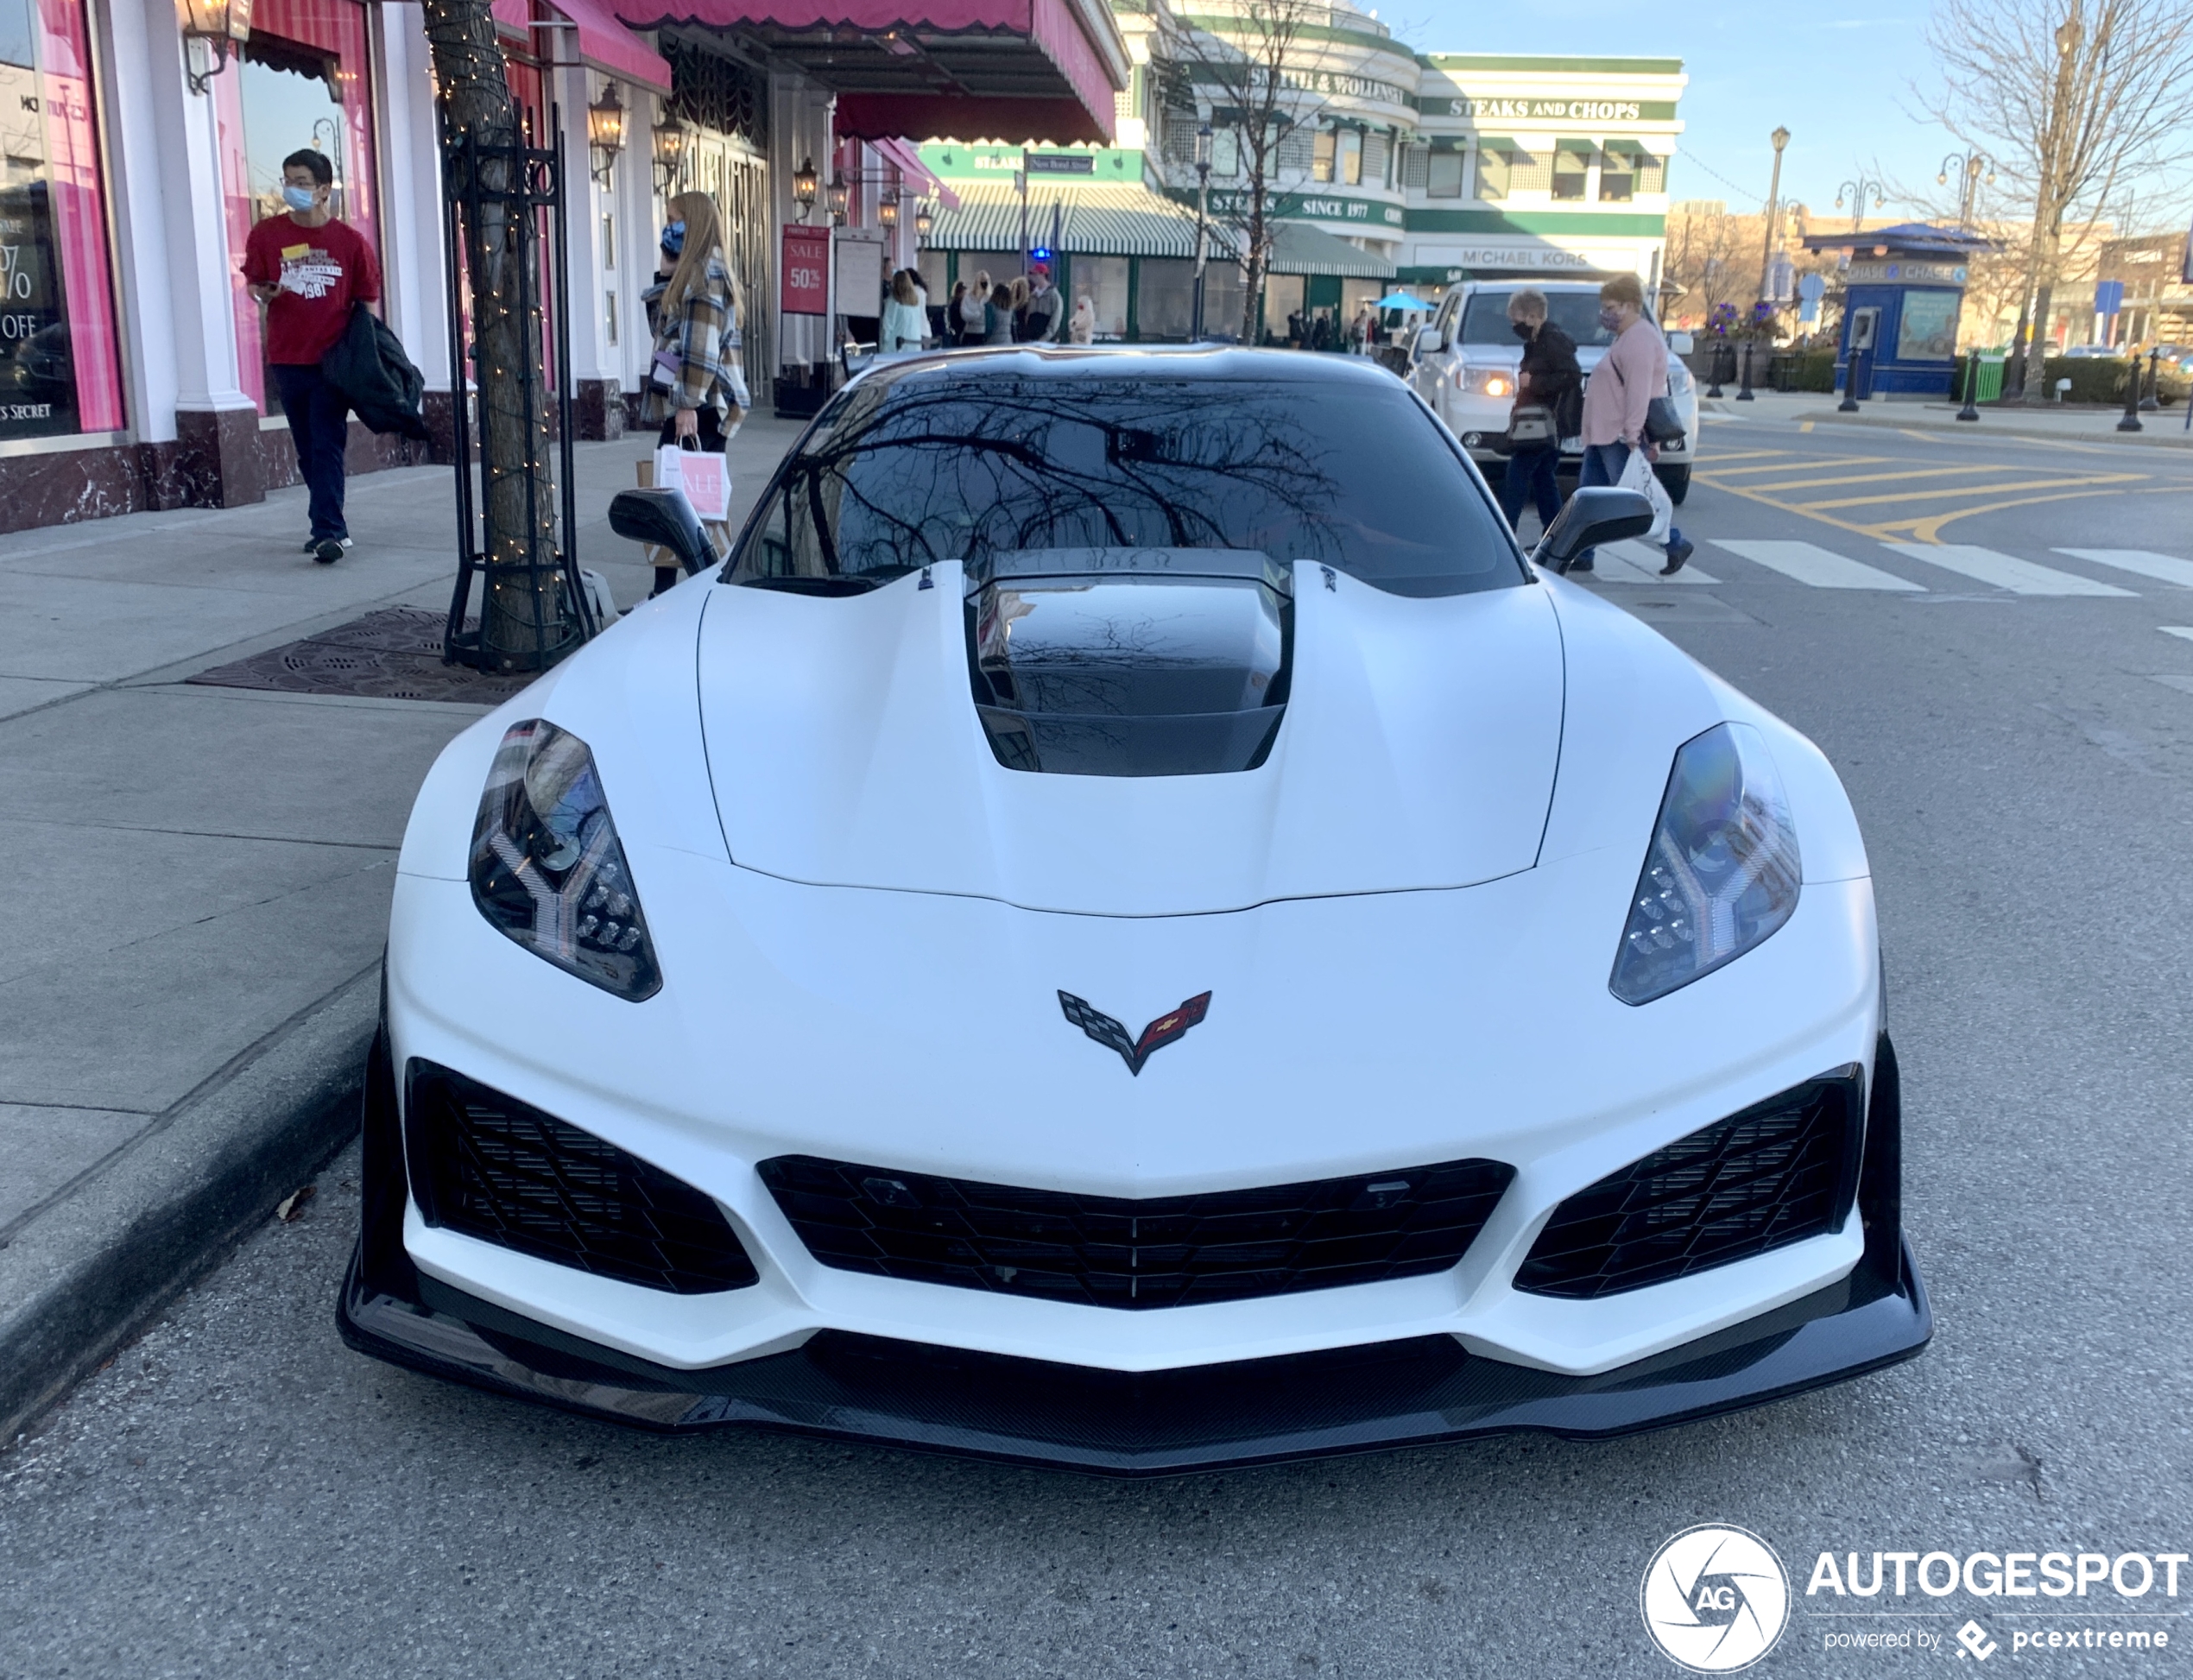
[[5, 414, 2192, 1679]]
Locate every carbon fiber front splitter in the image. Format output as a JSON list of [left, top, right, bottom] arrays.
[[337, 1015, 1928, 1475]]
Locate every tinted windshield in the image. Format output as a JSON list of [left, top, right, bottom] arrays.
[[732, 372, 1520, 598], [1459, 289, 1644, 351]]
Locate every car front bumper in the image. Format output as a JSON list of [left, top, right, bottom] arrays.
[[338, 1021, 1929, 1475]]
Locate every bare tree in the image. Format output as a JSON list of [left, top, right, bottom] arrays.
[[420, 0, 566, 666], [1162, 0, 1332, 341], [1664, 204, 1751, 329], [1922, 0, 2193, 403]]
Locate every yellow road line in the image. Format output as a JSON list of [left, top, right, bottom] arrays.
[[1799, 420, 1815, 433], [1793, 473, 2143, 513], [1897, 483, 2185, 545], [1688, 448, 1796, 465], [1684, 475, 1893, 540], [1736, 464, 2030, 494], [1697, 455, 1887, 478]]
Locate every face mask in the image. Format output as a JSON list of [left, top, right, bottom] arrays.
[[1511, 320, 1534, 341], [1599, 306, 1623, 332], [281, 184, 319, 213], [660, 219, 686, 259]]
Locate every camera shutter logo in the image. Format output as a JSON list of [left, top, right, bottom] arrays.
[[1640, 1525, 1791, 1672]]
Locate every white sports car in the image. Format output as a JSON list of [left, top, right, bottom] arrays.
[[341, 348, 1927, 1473]]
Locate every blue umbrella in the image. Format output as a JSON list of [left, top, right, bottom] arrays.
[[1375, 293, 1431, 310]]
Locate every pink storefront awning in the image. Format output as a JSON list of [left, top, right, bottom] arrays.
[[492, 0, 673, 93], [870, 136, 960, 210], [609, 0, 1121, 144]]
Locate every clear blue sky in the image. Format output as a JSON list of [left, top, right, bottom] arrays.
[[1387, 0, 1956, 220]]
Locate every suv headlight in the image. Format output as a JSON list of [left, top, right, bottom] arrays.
[[1610, 723, 1800, 1006], [469, 719, 662, 1001], [1667, 361, 1693, 395], [1459, 365, 1516, 398]]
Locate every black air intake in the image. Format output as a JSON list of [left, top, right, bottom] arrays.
[[757, 1154, 1514, 1310], [404, 1060, 758, 1295], [1514, 1069, 1864, 1299]]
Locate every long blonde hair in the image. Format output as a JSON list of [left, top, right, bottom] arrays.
[[662, 191, 739, 323]]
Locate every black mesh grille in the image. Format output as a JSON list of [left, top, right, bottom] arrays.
[[404, 1061, 758, 1295], [757, 1154, 1515, 1310], [1514, 1069, 1864, 1299]]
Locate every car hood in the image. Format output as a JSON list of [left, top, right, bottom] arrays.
[[695, 561, 1564, 916]]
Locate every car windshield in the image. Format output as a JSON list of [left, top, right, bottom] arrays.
[[1458, 289, 1637, 350], [730, 370, 1520, 598]]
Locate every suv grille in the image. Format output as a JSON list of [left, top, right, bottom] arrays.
[[756, 1154, 1514, 1310], [404, 1060, 757, 1295], [1514, 1069, 1863, 1299]]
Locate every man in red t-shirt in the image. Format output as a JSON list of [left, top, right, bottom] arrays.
[[243, 148, 382, 565]]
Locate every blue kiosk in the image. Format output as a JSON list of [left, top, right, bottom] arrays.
[[1800, 224, 1996, 401]]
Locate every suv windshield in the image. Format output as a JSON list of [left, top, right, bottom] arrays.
[[1459, 289, 1640, 350], [731, 371, 1520, 598]]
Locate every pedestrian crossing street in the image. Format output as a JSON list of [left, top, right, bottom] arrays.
[[1582, 538, 2193, 600]]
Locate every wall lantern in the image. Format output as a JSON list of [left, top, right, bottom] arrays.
[[826, 170, 849, 221], [793, 156, 818, 212], [586, 84, 625, 187], [651, 115, 689, 193], [913, 199, 933, 239], [878, 191, 900, 228], [179, 0, 252, 96]]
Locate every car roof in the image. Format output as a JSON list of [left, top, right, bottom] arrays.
[[855, 344, 1412, 392]]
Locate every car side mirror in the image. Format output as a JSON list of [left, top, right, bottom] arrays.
[[609, 488, 716, 578], [1668, 331, 1695, 355], [1414, 325, 1445, 357], [1533, 487, 1655, 573]]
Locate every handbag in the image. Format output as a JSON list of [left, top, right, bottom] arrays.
[[654, 439, 731, 523], [1644, 395, 1687, 446], [1616, 443, 1674, 545], [1507, 402, 1555, 445]]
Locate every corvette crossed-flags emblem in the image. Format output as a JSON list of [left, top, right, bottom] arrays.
[[1057, 990, 1213, 1077]]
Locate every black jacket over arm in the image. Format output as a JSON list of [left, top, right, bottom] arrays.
[[319, 305, 429, 440], [1519, 322, 1583, 439]]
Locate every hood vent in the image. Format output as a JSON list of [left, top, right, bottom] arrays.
[[965, 548, 1292, 777]]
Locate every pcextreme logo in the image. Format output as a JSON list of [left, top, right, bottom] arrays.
[[1641, 1525, 1792, 1673]]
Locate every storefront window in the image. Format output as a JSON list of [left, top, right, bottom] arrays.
[[1426, 147, 1463, 199], [218, 0, 381, 413], [1077, 254, 1127, 338], [1311, 129, 1334, 184], [0, 0, 123, 439], [1552, 152, 1589, 201], [1599, 148, 1636, 202], [1474, 148, 1508, 201], [1336, 127, 1362, 187]]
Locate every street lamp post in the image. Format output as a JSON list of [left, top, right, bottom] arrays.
[[1755, 125, 1790, 306], [1937, 150, 1992, 229], [1834, 175, 1886, 234], [1191, 120, 1213, 341]]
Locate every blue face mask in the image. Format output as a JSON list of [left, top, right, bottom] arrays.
[[282, 183, 319, 213], [660, 219, 686, 259]]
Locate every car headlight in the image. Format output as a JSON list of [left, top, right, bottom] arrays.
[[1667, 362, 1693, 395], [1459, 365, 1516, 398], [1610, 723, 1801, 1006], [469, 719, 662, 1001]]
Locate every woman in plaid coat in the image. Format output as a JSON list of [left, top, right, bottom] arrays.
[[642, 191, 749, 452]]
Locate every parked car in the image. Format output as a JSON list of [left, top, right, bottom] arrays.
[[339, 347, 1925, 1474], [1406, 279, 1700, 503], [2058, 344, 2127, 359]]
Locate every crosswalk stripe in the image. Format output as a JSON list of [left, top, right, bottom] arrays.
[[2054, 549, 2193, 589], [1711, 540, 1925, 591], [1880, 543, 2137, 597], [1593, 540, 1720, 584], [1738, 464, 2022, 494], [2161, 627, 2193, 643]]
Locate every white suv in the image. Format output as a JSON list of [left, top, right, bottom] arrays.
[[1406, 280, 1699, 503]]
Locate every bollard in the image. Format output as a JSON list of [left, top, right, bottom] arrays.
[[2116, 360, 2144, 433], [1838, 349, 1861, 414], [1705, 343, 1727, 399], [1736, 341, 1756, 401], [1956, 349, 1981, 421], [2139, 347, 2160, 413]]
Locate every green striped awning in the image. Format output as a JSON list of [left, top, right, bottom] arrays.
[[1265, 220, 1395, 280], [1602, 138, 1663, 157], [1555, 137, 1597, 155], [924, 184, 1208, 259], [1470, 135, 1517, 150]]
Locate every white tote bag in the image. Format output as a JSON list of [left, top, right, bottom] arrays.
[[1616, 443, 1674, 545], [654, 441, 731, 523]]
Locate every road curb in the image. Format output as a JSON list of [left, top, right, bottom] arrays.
[[1704, 401, 2193, 449], [0, 967, 378, 1445]]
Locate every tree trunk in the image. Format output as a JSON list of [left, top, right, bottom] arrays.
[[419, 0, 565, 669], [2021, 277, 2056, 403]]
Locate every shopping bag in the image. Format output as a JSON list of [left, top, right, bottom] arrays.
[[1617, 445, 1673, 545], [654, 441, 731, 523]]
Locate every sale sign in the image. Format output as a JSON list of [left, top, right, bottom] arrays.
[[781, 225, 830, 316]]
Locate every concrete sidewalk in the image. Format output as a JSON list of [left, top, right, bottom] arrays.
[[0, 413, 804, 1441], [1700, 387, 2193, 447]]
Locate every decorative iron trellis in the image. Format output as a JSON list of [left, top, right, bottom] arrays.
[[662, 37, 768, 152], [439, 117, 597, 673]]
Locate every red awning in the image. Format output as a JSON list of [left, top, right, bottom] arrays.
[[492, 0, 673, 94], [871, 136, 961, 210], [610, 0, 1122, 144]]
